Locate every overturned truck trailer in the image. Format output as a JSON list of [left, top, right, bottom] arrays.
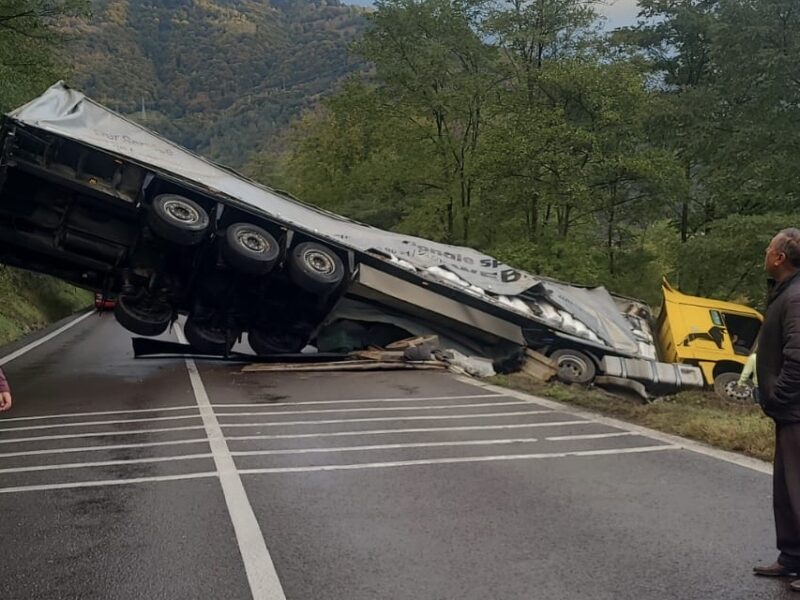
[[0, 83, 703, 394]]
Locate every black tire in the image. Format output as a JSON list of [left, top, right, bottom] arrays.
[[222, 223, 280, 275], [249, 328, 307, 355], [288, 242, 345, 294], [184, 319, 234, 355], [551, 348, 597, 384], [148, 194, 210, 246], [714, 372, 754, 403], [114, 294, 172, 336]]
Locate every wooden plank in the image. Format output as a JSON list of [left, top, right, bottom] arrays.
[[520, 349, 557, 382], [241, 360, 447, 373]]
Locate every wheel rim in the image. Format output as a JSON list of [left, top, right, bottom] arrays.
[[558, 355, 588, 380], [163, 199, 200, 225], [304, 249, 336, 275], [236, 229, 270, 254], [724, 380, 752, 402]]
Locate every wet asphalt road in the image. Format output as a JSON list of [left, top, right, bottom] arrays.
[[0, 312, 791, 599]]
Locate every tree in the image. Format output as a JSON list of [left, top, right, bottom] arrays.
[[0, 0, 88, 111], [354, 0, 500, 243]]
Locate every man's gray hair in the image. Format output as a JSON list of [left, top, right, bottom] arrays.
[[778, 228, 800, 268]]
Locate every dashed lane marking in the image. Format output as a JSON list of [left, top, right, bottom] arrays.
[[0, 414, 202, 432], [0, 471, 217, 495], [220, 410, 552, 429], [238, 445, 679, 475], [0, 453, 213, 474], [0, 438, 211, 459], [231, 438, 542, 457], [458, 376, 773, 475], [211, 393, 504, 409], [214, 401, 525, 417], [225, 420, 590, 442], [546, 432, 637, 441], [0, 425, 207, 445], [0, 405, 199, 423]]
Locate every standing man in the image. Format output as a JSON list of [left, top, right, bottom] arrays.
[[0, 366, 11, 412], [753, 228, 800, 587]]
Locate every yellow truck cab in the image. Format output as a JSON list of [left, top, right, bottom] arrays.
[[656, 279, 762, 400]]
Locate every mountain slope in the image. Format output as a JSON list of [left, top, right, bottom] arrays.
[[67, 0, 367, 166]]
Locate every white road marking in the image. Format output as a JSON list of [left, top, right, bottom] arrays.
[[0, 438, 210, 459], [0, 310, 94, 366], [0, 414, 202, 432], [546, 432, 637, 441], [212, 393, 504, 409], [0, 405, 199, 423], [457, 376, 774, 475], [226, 420, 589, 442], [239, 445, 678, 475], [231, 438, 541, 457], [0, 471, 218, 495], [0, 425, 207, 445], [0, 453, 213, 474], [221, 410, 552, 429], [215, 401, 524, 417], [177, 324, 287, 600]]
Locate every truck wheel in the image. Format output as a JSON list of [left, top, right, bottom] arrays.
[[551, 349, 596, 384], [288, 242, 344, 294], [148, 194, 210, 246], [249, 328, 307, 355], [222, 223, 280, 275], [714, 372, 753, 403], [184, 319, 234, 355], [114, 294, 172, 336]]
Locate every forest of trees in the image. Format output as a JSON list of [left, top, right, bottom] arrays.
[[250, 0, 800, 308], [2, 0, 797, 310], [67, 0, 368, 165]]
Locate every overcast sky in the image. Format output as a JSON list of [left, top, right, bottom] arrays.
[[344, 0, 641, 29]]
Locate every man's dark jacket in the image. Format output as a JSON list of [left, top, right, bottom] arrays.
[[758, 271, 800, 423]]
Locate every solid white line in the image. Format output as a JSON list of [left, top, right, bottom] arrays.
[[177, 324, 286, 600], [215, 401, 524, 417], [226, 420, 589, 442], [0, 425, 207, 445], [0, 453, 213, 474], [0, 405, 199, 423], [0, 311, 95, 366], [231, 438, 542, 457], [211, 393, 504, 409], [0, 414, 202, 432], [0, 438, 211, 459], [546, 432, 636, 441], [457, 376, 774, 475], [239, 445, 679, 474], [221, 410, 552, 429], [0, 471, 217, 495]]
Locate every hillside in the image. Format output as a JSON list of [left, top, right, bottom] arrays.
[[66, 0, 368, 166]]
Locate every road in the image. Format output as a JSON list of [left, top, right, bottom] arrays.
[[0, 311, 790, 599]]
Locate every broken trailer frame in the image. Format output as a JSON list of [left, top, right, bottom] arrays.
[[0, 82, 703, 395]]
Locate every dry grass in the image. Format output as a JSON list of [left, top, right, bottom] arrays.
[[490, 373, 775, 463]]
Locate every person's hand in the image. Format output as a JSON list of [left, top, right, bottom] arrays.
[[0, 392, 11, 412]]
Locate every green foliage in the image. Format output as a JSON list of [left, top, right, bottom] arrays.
[[248, 0, 799, 309], [0, 0, 89, 111], [0, 266, 91, 346], [66, 0, 368, 166]]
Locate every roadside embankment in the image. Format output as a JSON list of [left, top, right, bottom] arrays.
[[0, 266, 92, 346]]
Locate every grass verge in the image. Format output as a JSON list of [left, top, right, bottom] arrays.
[[489, 373, 775, 463], [0, 266, 92, 346]]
